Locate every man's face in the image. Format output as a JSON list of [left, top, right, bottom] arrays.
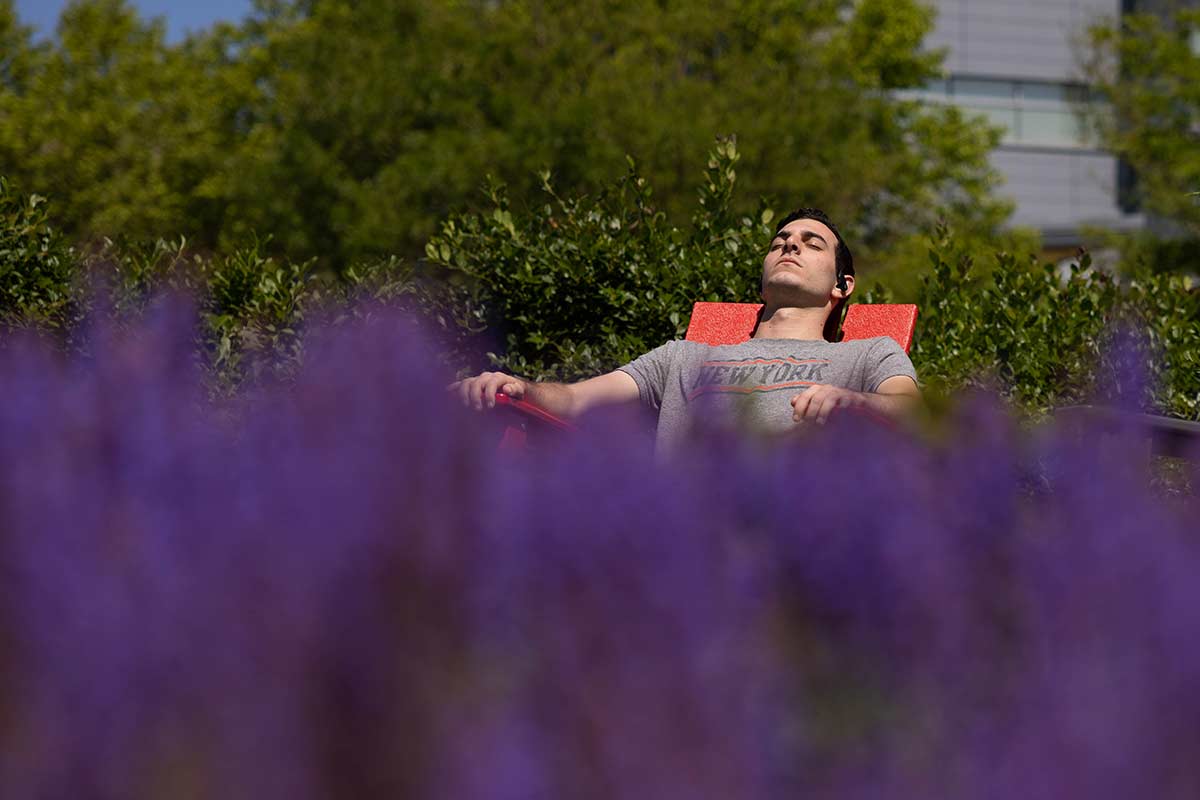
[[760, 217, 846, 306]]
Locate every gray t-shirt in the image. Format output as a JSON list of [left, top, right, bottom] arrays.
[[618, 336, 917, 450]]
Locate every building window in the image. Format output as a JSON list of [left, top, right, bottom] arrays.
[[907, 77, 1095, 150]]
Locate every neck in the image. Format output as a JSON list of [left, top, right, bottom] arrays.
[[752, 303, 830, 341]]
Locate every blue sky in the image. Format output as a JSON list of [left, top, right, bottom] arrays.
[[15, 0, 256, 41]]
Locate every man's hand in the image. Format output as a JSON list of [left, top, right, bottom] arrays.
[[790, 384, 867, 424], [791, 376, 920, 425], [447, 369, 639, 419], [448, 371, 529, 411]]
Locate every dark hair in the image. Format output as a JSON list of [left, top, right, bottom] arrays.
[[772, 207, 854, 342]]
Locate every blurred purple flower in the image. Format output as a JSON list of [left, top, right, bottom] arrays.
[[0, 301, 1198, 799]]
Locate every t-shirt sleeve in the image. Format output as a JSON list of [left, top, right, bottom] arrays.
[[617, 341, 677, 410], [864, 337, 918, 392]]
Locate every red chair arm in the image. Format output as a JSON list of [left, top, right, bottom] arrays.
[[494, 392, 579, 433]]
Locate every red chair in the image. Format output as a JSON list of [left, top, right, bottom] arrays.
[[493, 302, 919, 447], [684, 302, 917, 351]]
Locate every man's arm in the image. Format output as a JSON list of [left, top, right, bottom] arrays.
[[790, 375, 920, 425], [449, 369, 641, 419]]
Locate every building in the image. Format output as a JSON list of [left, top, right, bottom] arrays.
[[920, 0, 1145, 249]]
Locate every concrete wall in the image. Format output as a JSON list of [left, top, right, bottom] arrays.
[[991, 149, 1135, 242], [926, 0, 1118, 82]]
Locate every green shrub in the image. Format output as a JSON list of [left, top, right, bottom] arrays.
[[913, 227, 1199, 418], [1, 163, 1197, 419], [0, 177, 76, 332], [425, 139, 771, 381], [82, 236, 205, 323], [83, 236, 421, 392], [201, 242, 315, 388], [77, 235, 316, 391], [1124, 269, 1200, 418]]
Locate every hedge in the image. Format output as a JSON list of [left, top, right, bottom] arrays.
[[1, 141, 1197, 416]]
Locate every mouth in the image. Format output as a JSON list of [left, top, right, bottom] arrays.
[[777, 258, 802, 268]]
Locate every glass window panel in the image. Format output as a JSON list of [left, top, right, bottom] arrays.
[[923, 79, 950, 98], [963, 105, 1018, 137], [952, 78, 1014, 103], [1019, 109, 1084, 146], [1020, 82, 1067, 103]]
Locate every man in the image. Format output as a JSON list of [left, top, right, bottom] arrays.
[[452, 208, 919, 449]]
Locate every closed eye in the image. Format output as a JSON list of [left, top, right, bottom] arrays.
[[800, 232, 827, 250]]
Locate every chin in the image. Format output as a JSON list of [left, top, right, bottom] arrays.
[[762, 279, 816, 304]]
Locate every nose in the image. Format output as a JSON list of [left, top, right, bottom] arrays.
[[784, 239, 800, 255]]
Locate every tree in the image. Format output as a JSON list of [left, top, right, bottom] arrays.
[[0, 0, 246, 247], [1083, 7, 1200, 239], [2, 0, 1009, 277], [224, 0, 1009, 271]]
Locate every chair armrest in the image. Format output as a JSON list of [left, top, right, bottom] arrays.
[[494, 392, 579, 433]]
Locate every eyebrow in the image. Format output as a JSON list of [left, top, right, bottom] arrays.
[[773, 228, 829, 247]]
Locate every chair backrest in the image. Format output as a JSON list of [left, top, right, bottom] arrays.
[[684, 302, 918, 353]]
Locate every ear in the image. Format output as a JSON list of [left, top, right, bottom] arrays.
[[834, 273, 855, 300]]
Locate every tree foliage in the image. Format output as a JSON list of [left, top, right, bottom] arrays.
[[0, 0, 241, 246], [1084, 8, 1200, 238], [0, 0, 1008, 274]]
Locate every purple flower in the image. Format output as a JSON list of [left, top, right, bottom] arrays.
[[1, 301, 1199, 799]]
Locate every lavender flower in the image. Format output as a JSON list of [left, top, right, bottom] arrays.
[[0, 301, 1198, 799]]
